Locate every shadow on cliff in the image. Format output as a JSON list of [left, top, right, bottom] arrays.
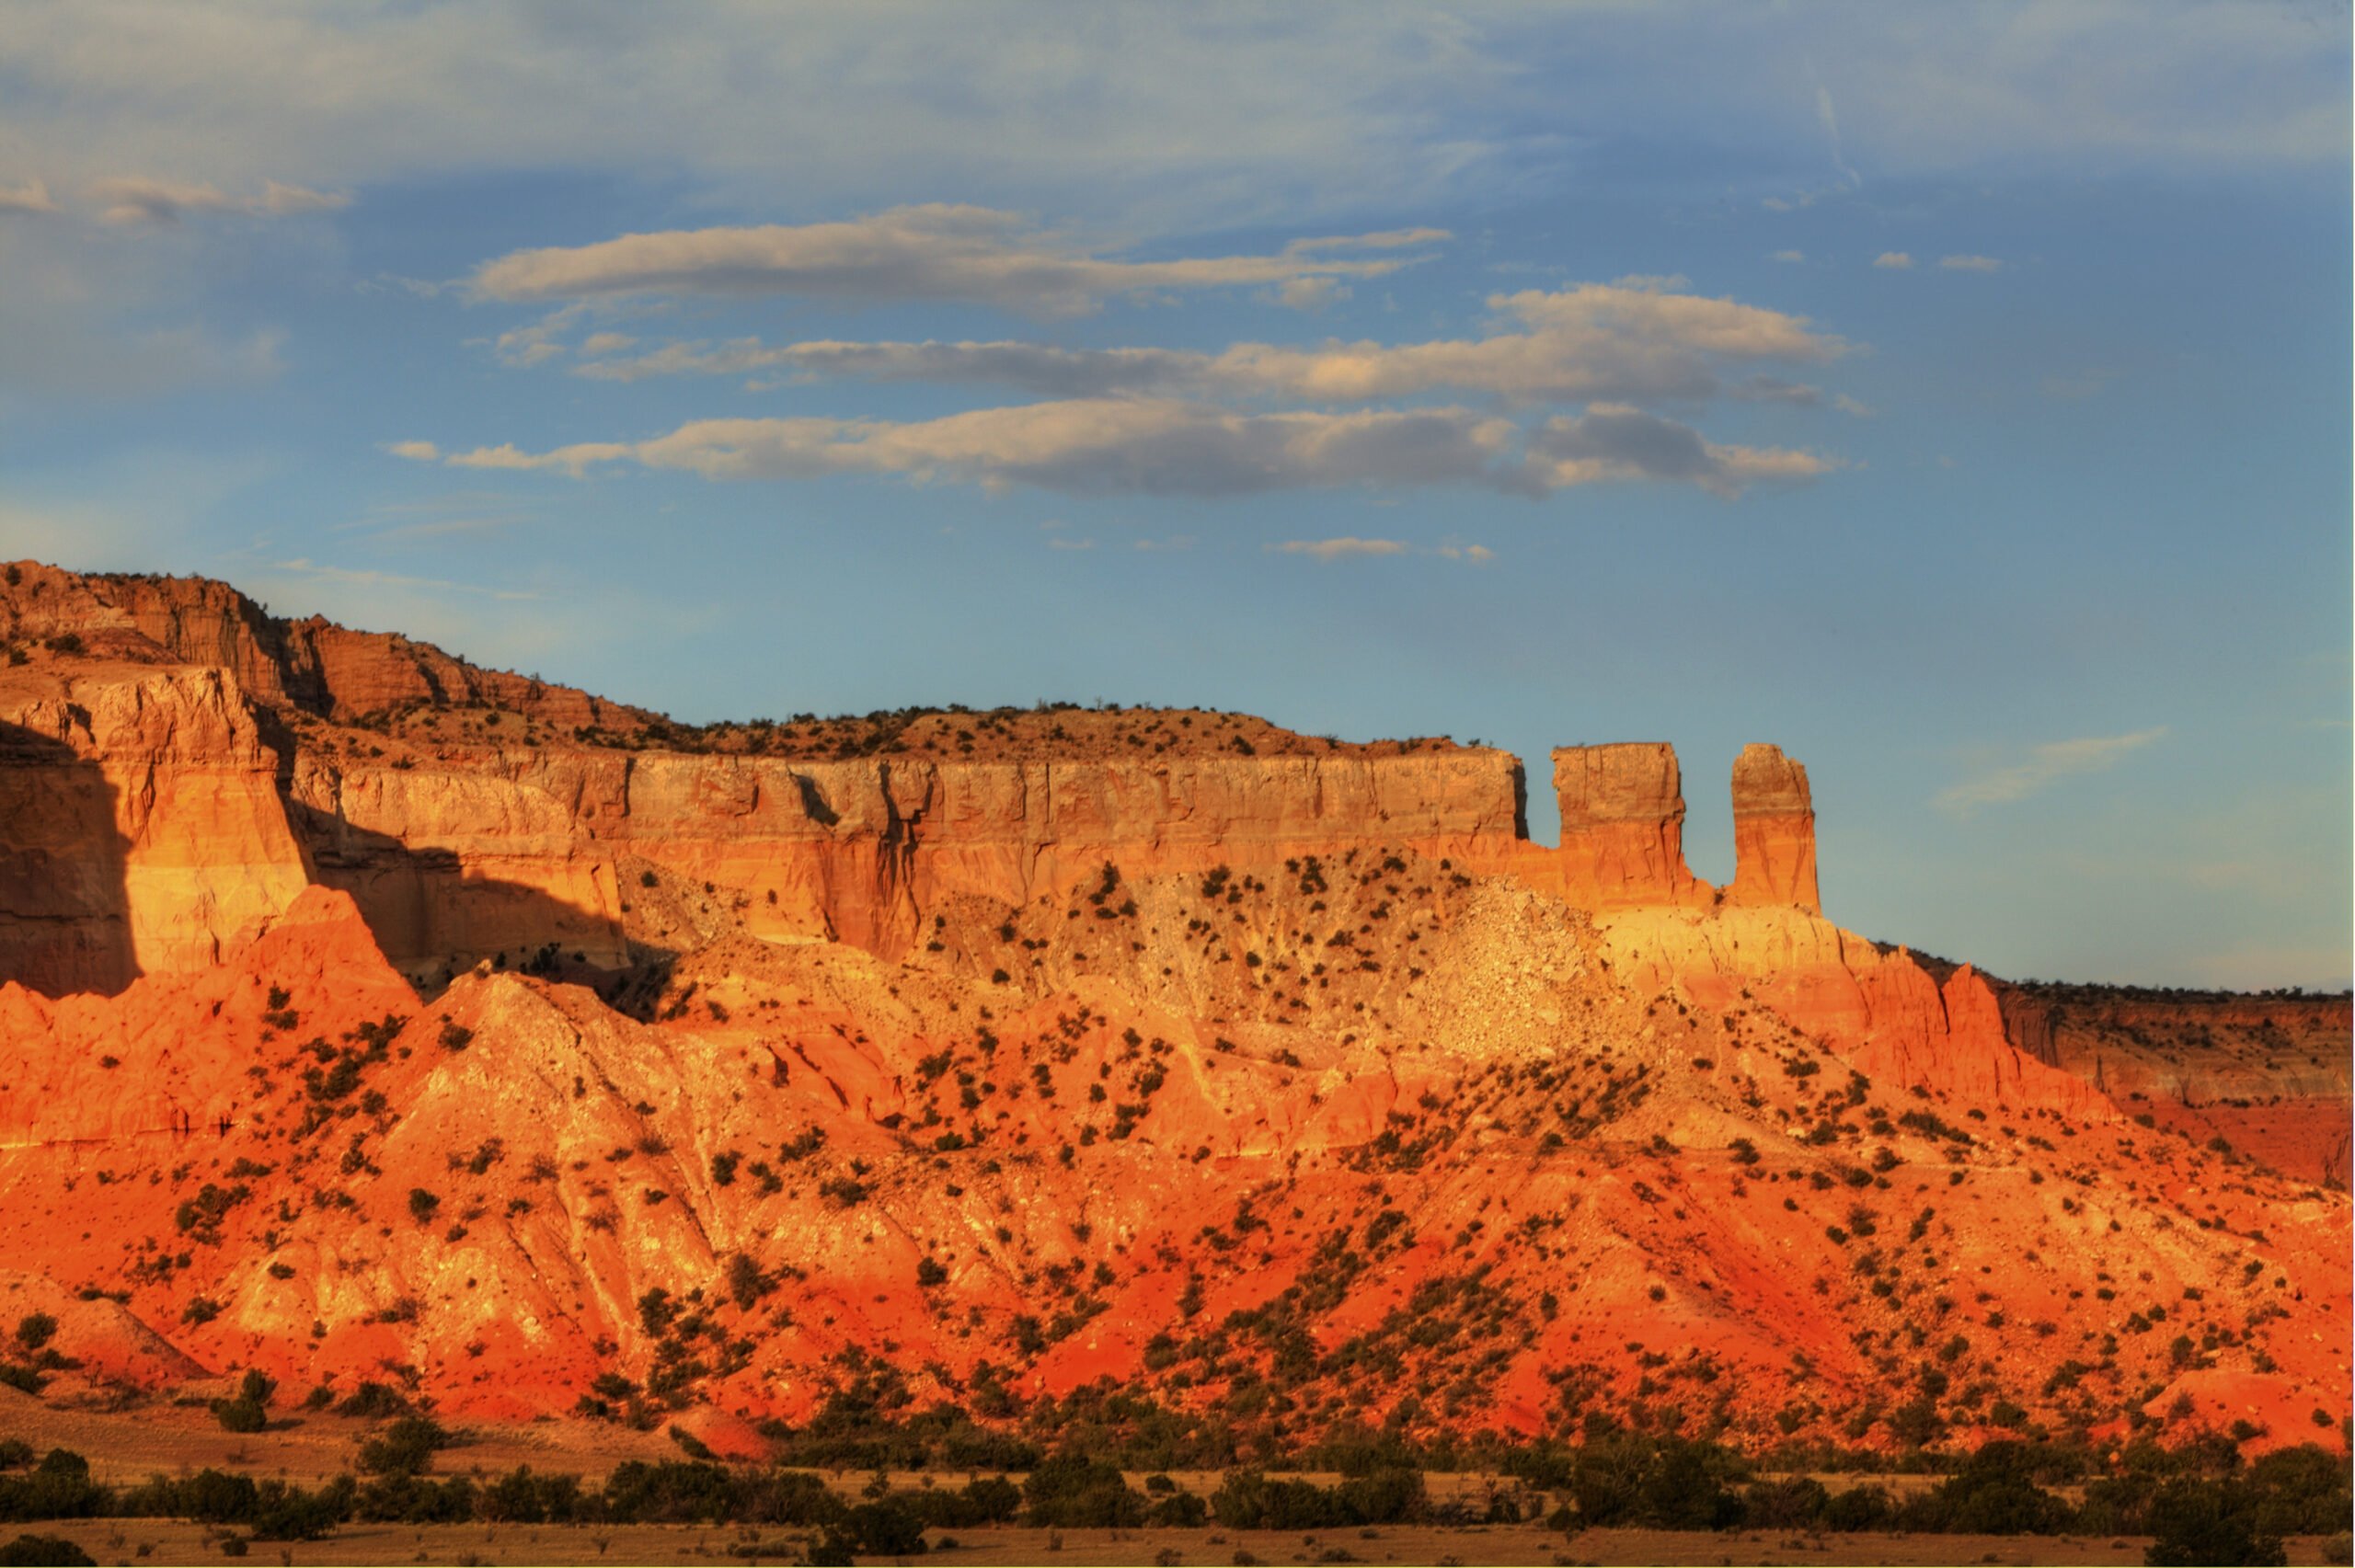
[[280, 795, 680, 1013], [0, 720, 135, 997]]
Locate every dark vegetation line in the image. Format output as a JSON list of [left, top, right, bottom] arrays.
[[0, 1413, 2342, 1568]]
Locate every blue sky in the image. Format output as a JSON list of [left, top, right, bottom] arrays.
[[1, 3, 2347, 988]]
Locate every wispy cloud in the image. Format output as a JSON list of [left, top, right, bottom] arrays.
[[1935, 727, 2169, 816], [0, 179, 59, 215], [569, 278, 1849, 411], [384, 440, 441, 463], [1269, 537, 1495, 563], [266, 557, 540, 601], [429, 397, 1835, 500], [1273, 537, 1410, 561], [472, 205, 1443, 316], [1872, 251, 1913, 269], [1938, 254, 2004, 272], [88, 177, 348, 224]]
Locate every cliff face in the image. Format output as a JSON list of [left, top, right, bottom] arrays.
[[298, 746, 1530, 971], [0, 666, 309, 993]]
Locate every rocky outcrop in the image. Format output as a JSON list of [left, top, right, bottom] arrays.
[[1, 559, 652, 728], [1728, 742, 1819, 913], [0, 668, 308, 992], [1539, 742, 1706, 909]]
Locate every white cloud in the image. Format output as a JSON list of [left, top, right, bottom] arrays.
[[0, 179, 59, 214], [431, 397, 1837, 500], [579, 331, 638, 355], [383, 440, 441, 462], [1934, 727, 2169, 816], [1872, 251, 1913, 269], [470, 206, 1441, 315], [1768, 249, 1805, 263], [1938, 254, 2004, 272]]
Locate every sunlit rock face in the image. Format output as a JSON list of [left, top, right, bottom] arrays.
[[0, 558, 2342, 1460]]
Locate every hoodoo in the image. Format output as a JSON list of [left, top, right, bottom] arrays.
[[1545, 741, 1705, 908], [1728, 739, 1821, 913]]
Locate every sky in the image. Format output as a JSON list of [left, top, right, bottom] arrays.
[[0, 2, 2347, 990]]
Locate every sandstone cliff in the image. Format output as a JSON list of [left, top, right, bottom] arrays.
[[0, 664, 308, 992]]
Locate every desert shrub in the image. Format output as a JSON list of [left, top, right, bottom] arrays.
[[213, 1398, 267, 1434], [332, 1381, 412, 1420], [2143, 1478, 2287, 1567], [0, 1535, 92, 1565], [910, 1477, 1021, 1529], [249, 1478, 353, 1540], [1741, 1476, 1830, 1529], [356, 1416, 449, 1478], [1568, 1436, 1743, 1530], [351, 1472, 475, 1524], [1897, 1441, 2071, 1534], [844, 1495, 927, 1556], [2244, 1444, 2353, 1537], [1821, 1483, 1892, 1531], [1209, 1469, 1423, 1531], [1023, 1453, 1147, 1528], [0, 1450, 109, 1523]]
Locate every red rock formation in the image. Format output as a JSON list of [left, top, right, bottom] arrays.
[[1540, 742, 1707, 909], [1, 559, 653, 729], [0, 666, 308, 992], [1728, 741, 1820, 912]]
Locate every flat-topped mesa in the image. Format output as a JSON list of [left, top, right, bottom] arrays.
[[1728, 741, 1821, 914], [1548, 743, 1707, 909]]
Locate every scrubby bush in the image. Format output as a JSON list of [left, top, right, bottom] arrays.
[[1568, 1436, 1743, 1530], [2144, 1478, 2286, 1567], [1023, 1453, 1147, 1528]]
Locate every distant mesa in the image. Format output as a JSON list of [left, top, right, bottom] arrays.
[[0, 556, 2342, 1452]]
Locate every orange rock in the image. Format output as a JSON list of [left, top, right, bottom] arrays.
[[1728, 742, 1820, 913], [1541, 742, 1708, 909]]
